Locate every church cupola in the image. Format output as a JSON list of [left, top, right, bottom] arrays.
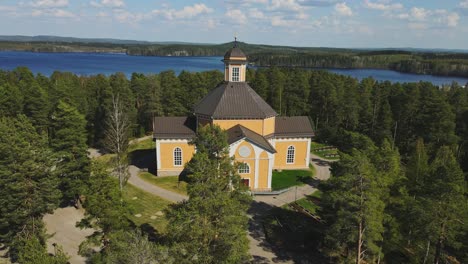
[[223, 38, 247, 82]]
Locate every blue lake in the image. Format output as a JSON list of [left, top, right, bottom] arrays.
[[1, 51, 467, 86]]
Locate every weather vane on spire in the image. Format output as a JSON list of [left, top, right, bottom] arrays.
[[234, 32, 238, 47]]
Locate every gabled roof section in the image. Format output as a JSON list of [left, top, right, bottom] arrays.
[[153, 116, 196, 139], [194, 82, 277, 119], [227, 125, 276, 153], [275, 116, 315, 138]]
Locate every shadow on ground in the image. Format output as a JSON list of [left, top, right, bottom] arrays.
[[248, 200, 326, 264], [129, 149, 156, 174]]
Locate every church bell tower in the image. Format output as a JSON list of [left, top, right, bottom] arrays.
[[223, 38, 247, 82]]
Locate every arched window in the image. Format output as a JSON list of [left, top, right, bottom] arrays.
[[286, 146, 295, 164], [238, 163, 250, 174], [173, 147, 182, 166]]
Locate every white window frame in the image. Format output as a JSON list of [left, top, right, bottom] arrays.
[[173, 147, 183, 166], [238, 163, 250, 174], [286, 146, 295, 164], [231, 67, 240, 82]]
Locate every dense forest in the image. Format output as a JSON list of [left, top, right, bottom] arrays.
[[0, 67, 467, 263], [2, 40, 468, 77]]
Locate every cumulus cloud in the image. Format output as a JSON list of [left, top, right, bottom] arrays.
[[364, 0, 403, 11], [30, 0, 69, 8], [225, 9, 247, 24], [31, 8, 75, 18], [460, 0, 468, 8], [410, 7, 429, 21], [153, 3, 213, 20], [90, 0, 125, 8], [335, 2, 353, 16], [298, 0, 339, 7], [249, 8, 266, 19], [269, 0, 302, 12], [395, 8, 460, 28]]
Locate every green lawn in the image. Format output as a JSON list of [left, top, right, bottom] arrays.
[[128, 138, 154, 152], [271, 169, 314, 191], [94, 153, 115, 168], [311, 142, 339, 160], [123, 184, 171, 233], [139, 172, 188, 196], [295, 191, 322, 214]]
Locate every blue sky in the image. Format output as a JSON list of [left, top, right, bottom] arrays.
[[0, 0, 467, 48]]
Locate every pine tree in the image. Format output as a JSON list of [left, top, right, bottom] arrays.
[[0, 115, 61, 258], [320, 148, 387, 263], [420, 147, 466, 264], [49, 100, 90, 205], [165, 125, 252, 263]]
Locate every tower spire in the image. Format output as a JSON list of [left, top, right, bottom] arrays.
[[234, 33, 237, 47]]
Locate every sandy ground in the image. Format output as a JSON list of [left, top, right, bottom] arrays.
[[43, 207, 95, 264]]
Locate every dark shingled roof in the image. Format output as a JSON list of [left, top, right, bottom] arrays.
[[224, 46, 246, 59], [194, 82, 277, 119], [275, 116, 315, 138], [153, 116, 196, 139], [227, 125, 276, 153]]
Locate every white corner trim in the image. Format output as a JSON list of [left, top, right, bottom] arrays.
[[306, 138, 311, 167], [156, 140, 161, 170]]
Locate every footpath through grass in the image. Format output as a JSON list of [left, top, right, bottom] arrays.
[[123, 184, 171, 233], [139, 172, 188, 196], [271, 168, 314, 191]]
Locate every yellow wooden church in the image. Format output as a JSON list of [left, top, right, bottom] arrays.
[[153, 43, 314, 192]]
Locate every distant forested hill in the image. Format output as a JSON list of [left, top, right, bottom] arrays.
[[1, 38, 468, 77]]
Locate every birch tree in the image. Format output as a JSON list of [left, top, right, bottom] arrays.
[[105, 94, 130, 191]]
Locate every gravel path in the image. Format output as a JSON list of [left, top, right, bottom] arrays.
[[43, 207, 95, 264], [127, 165, 188, 203]]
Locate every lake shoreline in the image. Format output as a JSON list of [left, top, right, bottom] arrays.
[[1, 49, 467, 80], [1, 51, 467, 86]]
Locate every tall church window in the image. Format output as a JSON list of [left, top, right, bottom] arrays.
[[286, 146, 295, 164], [238, 163, 250, 174], [174, 147, 182, 166], [232, 67, 240, 82]]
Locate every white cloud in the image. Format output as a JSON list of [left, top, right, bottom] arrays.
[[410, 7, 428, 21], [298, 0, 339, 7], [460, 0, 468, 8], [364, 0, 403, 11], [269, 0, 301, 12], [395, 8, 460, 29], [249, 8, 266, 19], [271, 16, 297, 27], [31, 8, 75, 18], [90, 0, 125, 8], [335, 2, 353, 16], [153, 3, 213, 20], [30, 0, 69, 8], [225, 9, 247, 24]]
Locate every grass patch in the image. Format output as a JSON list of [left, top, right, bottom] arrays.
[[94, 153, 115, 168], [272, 169, 314, 191], [128, 138, 154, 153], [123, 184, 171, 233], [311, 142, 339, 160], [139, 172, 188, 196], [295, 191, 322, 214]]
